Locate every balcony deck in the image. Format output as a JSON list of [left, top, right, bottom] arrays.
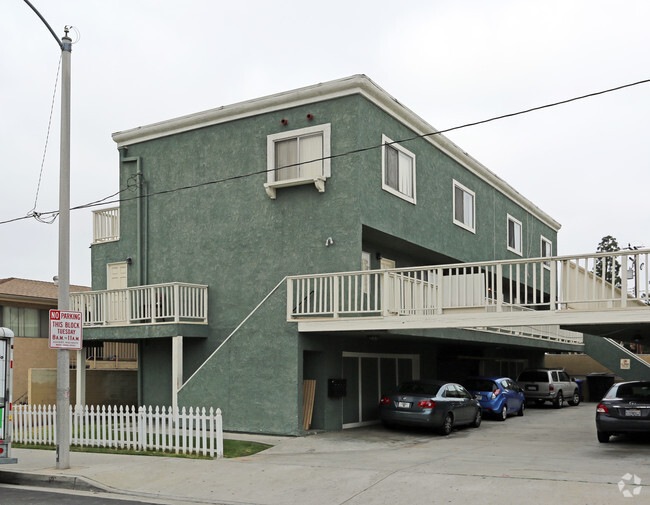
[[287, 250, 650, 345], [71, 282, 208, 327]]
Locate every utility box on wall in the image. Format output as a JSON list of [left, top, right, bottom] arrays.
[[328, 378, 346, 398]]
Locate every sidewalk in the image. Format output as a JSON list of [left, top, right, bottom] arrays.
[[0, 407, 647, 505]]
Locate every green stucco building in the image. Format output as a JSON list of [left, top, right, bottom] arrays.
[[79, 75, 579, 435]]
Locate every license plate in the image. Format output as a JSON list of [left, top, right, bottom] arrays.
[[526, 385, 538, 391], [397, 401, 411, 409], [625, 409, 641, 417]]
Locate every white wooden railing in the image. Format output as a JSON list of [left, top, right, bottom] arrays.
[[92, 207, 120, 244], [287, 250, 650, 320], [13, 404, 223, 458], [70, 282, 208, 327]]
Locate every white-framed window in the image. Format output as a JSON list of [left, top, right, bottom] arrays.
[[381, 135, 416, 204], [452, 180, 475, 233], [265, 123, 331, 199], [541, 236, 552, 269], [507, 215, 523, 256]]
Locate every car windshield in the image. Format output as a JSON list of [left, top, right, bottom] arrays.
[[518, 371, 547, 382], [464, 379, 496, 392], [398, 382, 441, 396], [613, 382, 650, 401]]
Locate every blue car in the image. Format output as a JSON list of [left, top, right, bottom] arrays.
[[464, 376, 525, 420]]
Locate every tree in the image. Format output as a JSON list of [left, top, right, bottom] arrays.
[[595, 235, 621, 287]]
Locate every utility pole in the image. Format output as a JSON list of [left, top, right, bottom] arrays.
[[56, 27, 72, 470], [22, 0, 74, 470]]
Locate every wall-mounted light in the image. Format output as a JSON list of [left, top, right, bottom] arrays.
[[325, 237, 334, 247], [281, 119, 289, 126], [126, 257, 133, 265]]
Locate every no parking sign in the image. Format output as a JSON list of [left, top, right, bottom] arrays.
[[49, 310, 83, 350]]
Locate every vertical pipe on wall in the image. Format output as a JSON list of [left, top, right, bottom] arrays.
[[118, 150, 146, 285]]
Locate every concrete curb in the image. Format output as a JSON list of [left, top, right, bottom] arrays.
[[0, 469, 110, 493]]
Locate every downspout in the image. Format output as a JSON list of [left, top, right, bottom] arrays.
[[118, 148, 147, 285], [118, 147, 146, 406]]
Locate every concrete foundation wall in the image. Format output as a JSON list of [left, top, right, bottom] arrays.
[[28, 368, 137, 406]]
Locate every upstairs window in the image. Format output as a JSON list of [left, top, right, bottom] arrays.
[[507, 215, 522, 256], [453, 180, 475, 233], [382, 135, 416, 204], [541, 236, 552, 268], [265, 124, 331, 199]]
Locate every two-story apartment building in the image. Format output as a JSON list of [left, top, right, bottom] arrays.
[[76, 75, 582, 435]]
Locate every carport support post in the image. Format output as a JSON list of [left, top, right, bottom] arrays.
[[75, 349, 86, 407], [172, 336, 183, 413]]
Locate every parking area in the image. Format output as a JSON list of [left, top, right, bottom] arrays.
[[255, 402, 649, 504]]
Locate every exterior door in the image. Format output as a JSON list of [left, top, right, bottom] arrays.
[[106, 262, 128, 324]]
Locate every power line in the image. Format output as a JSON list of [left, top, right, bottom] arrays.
[[3, 77, 649, 227]]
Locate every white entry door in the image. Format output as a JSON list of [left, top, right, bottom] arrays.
[[106, 262, 128, 323]]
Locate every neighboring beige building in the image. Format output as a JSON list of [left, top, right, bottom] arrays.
[[0, 278, 136, 405]]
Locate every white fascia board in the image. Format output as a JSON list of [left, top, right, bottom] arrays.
[[112, 74, 560, 231]]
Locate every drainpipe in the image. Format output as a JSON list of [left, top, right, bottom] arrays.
[[118, 148, 147, 285]]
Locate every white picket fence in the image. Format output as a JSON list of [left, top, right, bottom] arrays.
[[12, 404, 223, 458]]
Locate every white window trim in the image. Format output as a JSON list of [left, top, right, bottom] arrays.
[[507, 214, 523, 256], [265, 123, 331, 199], [541, 235, 552, 269], [381, 134, 416, 205], [452, 179, 476, 233]]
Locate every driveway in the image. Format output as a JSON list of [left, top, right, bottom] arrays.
[[251, 403, 649, 504]]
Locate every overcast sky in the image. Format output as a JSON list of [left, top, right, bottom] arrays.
[[2, 0, 649, 287]]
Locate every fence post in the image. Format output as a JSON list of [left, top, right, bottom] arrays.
[[216, 408, 223, 458]]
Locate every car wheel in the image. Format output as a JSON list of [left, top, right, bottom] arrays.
[[553, 391, 564, 409], [471, 408, 482, 428], [439, 413, 453, 436], [568, 390, 581, 406], [517, 402, 525, 417], [597, 431, 610, 443], [498, 405, 507, 421]]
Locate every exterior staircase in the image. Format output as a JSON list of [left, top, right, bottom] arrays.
[[583, 334, 650, 381]]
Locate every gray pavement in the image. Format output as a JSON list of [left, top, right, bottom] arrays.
[[1, 403, 649, 504]]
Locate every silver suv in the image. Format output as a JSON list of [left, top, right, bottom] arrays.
[[517, 369, 581, 408]]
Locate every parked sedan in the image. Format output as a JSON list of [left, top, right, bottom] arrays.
[[379, 379, 482, 435], [596, 380, 650, 443], [464, 376, 525, 420]]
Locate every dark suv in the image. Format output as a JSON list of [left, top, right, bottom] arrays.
[[517, 369, 581, 408]]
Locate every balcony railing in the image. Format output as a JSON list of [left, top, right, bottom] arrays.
[[287, 250, 650, 320], [92, 207, 120, 244], [71, 282, 208, 327]]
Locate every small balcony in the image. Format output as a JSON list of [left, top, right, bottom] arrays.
[[92, 207, 120, 244], [70, 282, 208, 327]]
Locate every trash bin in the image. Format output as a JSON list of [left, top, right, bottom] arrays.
[[573, 379, 584, 401], [586, 372, 615, 402]]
